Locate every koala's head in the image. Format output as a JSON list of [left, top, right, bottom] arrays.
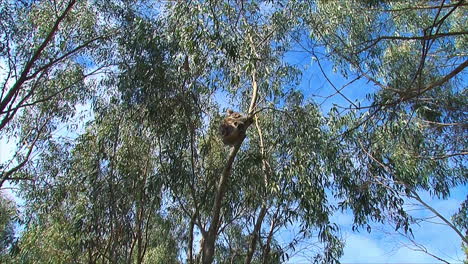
[[233, 120, 244, 131]]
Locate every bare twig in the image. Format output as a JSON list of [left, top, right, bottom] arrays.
[[409, 191, 468, 245]]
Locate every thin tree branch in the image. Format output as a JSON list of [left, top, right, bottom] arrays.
[[25, 35, 105, 82], [0, 115, 52, 186], [202, 30, 261, 264], [356, 31, 467, 54], [378, 2, 467, 12], [245, 115, 272, 264], [412, 59, 468, 96], [248, 33, 260, 115], [0, 0, 76, 115], [312, 52, 358, 109], [409, 191, 468, 245], [0, 66, 107, 115], [358, 139, 468, 245]]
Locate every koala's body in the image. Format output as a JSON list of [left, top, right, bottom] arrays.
[[219, 110, 253, 146]]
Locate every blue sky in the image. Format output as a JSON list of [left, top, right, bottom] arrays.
[[1, 46, 466, 264], [283, 46, 467, 263], [1, 66, 466, 264], [337, 188, 466, 264], [1, 10, 466, 263], [276, 188, 466, 263]]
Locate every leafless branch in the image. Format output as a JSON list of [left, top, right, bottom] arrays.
[[378, 2, 468, 12], [409, 191, 468, 245], [312, 52, 359, 109]]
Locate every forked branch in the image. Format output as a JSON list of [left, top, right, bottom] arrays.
[[201, 32, 261, 264]]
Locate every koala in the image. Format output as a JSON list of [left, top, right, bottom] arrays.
[[219, 109, 253, 146]]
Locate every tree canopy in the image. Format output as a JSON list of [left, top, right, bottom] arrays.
[[0, 0, 466, 263]]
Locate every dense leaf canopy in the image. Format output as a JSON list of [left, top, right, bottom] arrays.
[[0, 0, 466, 263]]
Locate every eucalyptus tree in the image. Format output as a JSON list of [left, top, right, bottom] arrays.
[[163, 1, 468, 262], [7, 0, 467, 264], [0, 193, 17, 261], [15, 5, 183, 262], [159, 1, 350, 263], [296, 0, 468, 259], [0, 0, 111, 187], [16, 102, 180, 263]]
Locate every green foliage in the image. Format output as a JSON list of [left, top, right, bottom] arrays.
[[453, 197, 468, 262], [17, 103, 181, 263], [13, 215, 83, 263], [0, 194, 17, 261], [0, 0, 109, 186], [453, 197, 468, 234], [2, 0, 466, 263]]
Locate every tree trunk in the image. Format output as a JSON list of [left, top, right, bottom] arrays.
[[202, 36, 260, 262], [188, 213, 196, 264], [201, 142, 243, 264]]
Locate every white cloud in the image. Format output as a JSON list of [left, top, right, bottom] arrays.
[[338, 191, 467, 264], [341, 234, 386, 263], [331, 210, 355, 227], [340, 233, 438, 264]]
